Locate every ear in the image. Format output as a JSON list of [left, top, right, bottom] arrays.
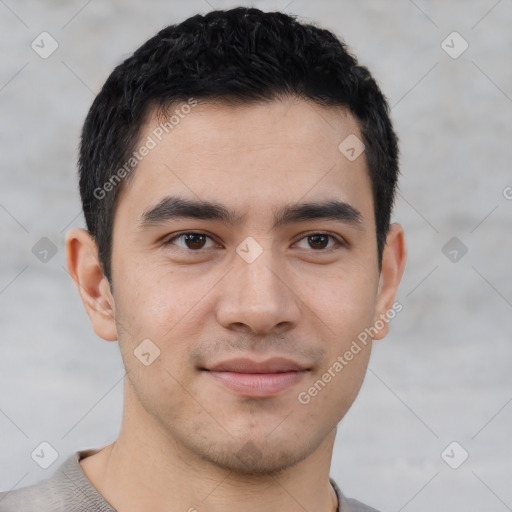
[[65, 228, 118, 341], [372, 223, 407, 340]]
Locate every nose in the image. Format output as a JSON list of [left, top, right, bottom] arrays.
[[215, 244, 301, 336]]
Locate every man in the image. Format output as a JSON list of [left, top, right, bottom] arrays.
[[0, 7, 406, 512]]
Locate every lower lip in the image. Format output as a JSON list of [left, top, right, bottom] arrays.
[[204, 370, 307, 397]]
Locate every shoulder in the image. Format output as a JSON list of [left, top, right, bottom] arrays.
[[0, 471, 69, 512], [330, 478, 381, 512], [0, 450, 115, 512], [342, 496, 382, 512]]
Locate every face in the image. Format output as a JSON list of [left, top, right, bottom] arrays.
[[83, 97, 404, 475]]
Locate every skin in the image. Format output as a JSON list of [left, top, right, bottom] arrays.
[[66, 96, 407, 512]]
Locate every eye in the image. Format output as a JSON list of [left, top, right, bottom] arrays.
[[294, 233, 343, 251], [164, 232, 217, 250]]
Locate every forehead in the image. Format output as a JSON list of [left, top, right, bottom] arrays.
[[115, 97, 374, 225], [149, 97, 361, 157]]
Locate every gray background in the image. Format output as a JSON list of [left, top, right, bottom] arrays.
[[1, 0, 511, 510]]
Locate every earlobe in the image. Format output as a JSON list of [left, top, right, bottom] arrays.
[[65, 228, 118, 341], [372, 223, 407, 341]]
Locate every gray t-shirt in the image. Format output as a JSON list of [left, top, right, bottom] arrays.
[[0, 449, 380, 511]]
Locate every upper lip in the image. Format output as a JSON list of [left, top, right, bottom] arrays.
[[204, 357, 309, 373]]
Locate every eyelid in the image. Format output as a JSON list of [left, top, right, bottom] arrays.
[[292, 231, 346, 251], [163, 230, 347, 251], [163, 231, 220, 248]]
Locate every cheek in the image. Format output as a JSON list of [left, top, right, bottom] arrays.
[[302, 263, 378, 334], [112, 267, 204, 409], [297, 343, 371, 429], [300, 265, 377, 410], [113, 260, 221, 353]]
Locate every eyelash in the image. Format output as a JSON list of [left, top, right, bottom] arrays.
[[163, 231, 345, 253]]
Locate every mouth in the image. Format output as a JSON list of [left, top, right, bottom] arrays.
[[200, 357, 310, 397]]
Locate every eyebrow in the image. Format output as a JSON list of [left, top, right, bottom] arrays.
[[139, 196, 364, 231]]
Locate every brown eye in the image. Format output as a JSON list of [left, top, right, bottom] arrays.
[[307, 234, 330, 250], [295, 233, 340, 251], [165, 232, 215, 250], [183, 233, 207, 249]]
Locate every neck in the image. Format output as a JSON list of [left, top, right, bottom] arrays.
[[80, 381, 339, 512]]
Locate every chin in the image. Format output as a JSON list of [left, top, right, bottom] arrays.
[[189, 431, 321, 476]]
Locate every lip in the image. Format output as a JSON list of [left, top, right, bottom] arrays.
[[201, 357, 310, 397], [205, 371, 307, 397], [207, 357, 308, 373]]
